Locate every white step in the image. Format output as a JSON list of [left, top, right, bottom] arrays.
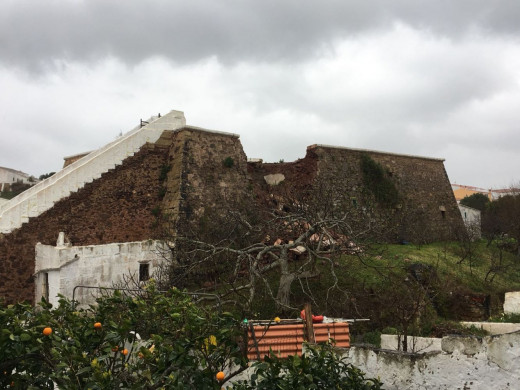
[[0, 110, 185, 234]]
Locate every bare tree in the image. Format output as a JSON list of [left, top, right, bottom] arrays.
[[159, 180, 384, 315]]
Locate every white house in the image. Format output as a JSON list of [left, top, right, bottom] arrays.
[[0, 166, 32, 192], [34, 233, 170, 307], [458, 204, 481, 239]]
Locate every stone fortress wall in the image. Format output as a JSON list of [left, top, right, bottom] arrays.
[[0, 109, 463, 304]]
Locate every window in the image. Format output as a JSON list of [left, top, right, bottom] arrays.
[[439, 205, 446, 219], [139, 263, 150, 282], [42, 273, 49, 302]]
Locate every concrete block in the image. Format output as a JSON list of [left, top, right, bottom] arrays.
[[504, 292, 520, 314]]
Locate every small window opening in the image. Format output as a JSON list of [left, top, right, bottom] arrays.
[[464, 211, 467, 220], [441, 210, 446, 219], [42, 272, 49, 302], [139, 263, 150, 282]]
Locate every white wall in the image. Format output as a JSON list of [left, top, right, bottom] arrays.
[[226, 332, 520, 389], [458, 204, 481, 239], [346, 332, 520, 390], [504, 291, 520, 314], [380, 334, 442, 353], [35, 239, 170, 307]]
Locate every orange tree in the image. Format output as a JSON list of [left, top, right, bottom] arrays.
[[0, 284, 246, 389]]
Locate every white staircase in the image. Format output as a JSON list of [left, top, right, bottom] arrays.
[[0, 110, 186, 234]]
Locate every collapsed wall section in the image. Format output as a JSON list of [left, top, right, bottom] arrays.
[[248, 145, 464, 243]]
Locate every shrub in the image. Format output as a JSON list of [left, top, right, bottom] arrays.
[[223, 157, 234, 168], [488, 312, 520, 323], [0, 285, 245, 389], [1, 288, 383, 389], [232, 343, 383, 390]]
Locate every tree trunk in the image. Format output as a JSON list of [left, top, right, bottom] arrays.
[[276, 272, 296, 309]]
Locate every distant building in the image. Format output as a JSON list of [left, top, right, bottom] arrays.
[[0, 166, 32, 192], [451, 183, 490, 202], [458, 204, 481, 240], [452, 183, 519, 203], [489, 187, 520, 200]]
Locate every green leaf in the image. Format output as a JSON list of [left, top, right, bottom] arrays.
[[76, 366, 92, 375], [20, 333, 31, 342]]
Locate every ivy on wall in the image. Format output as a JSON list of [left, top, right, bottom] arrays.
[[360, 153, 400, 208]]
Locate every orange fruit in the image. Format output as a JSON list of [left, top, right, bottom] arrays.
[[94, 322, 102, 329], [42, 327, 52, 336], [216, 371, 225, 381], [121, 348, 129, 356], [138, 352, 144, 359], [111, 346, 119, 352], [274, 316, 281, 323]]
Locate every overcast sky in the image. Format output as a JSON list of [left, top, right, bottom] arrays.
[[1, 0, 519, 189]]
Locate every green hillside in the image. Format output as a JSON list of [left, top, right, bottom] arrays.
[[247, 238, 520, 341]]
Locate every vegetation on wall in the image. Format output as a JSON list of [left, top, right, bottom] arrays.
[[360, 153, 400, 208], [158, 164, 171, 182], [223, 156, 234, 168]]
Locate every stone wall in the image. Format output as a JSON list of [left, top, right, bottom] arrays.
[[161, 127, 250, 234], [248, 145, 463, 242], [347, 332, 520, 389], [312, 145, 464, 242]]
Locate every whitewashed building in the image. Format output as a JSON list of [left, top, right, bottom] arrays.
[[0, 166, 32, 192], [34, 233, 170, 307], [458, 204, 481, 239]]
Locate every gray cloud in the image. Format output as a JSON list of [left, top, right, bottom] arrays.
[[1, 1, 520, 190], [1, 1, 520, 71]]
